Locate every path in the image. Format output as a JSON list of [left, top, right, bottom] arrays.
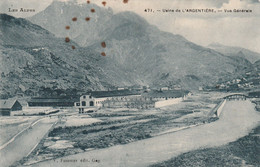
[[32, 100, 260, 167], [0, 117, 58, 167]]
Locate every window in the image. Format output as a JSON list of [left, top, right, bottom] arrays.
[[76, 103, 80, 106], [89, 101, 94, 106], [82, 101, 86, 106], [83, 96, 86, 99]]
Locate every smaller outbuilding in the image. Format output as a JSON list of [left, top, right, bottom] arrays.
[[0, 99, 22, 116]]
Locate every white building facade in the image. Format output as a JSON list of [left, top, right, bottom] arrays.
[[74, 90, 190, 113], [74, 94, 142, 113]]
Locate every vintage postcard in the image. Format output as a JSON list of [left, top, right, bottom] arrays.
[[0, 0, 259, 166]]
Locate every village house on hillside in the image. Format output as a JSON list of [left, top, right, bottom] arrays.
[[75, 90, 190, 113], [0, 99, 22, 116]]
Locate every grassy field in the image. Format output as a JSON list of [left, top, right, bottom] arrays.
[[20, 92, 225, 165]]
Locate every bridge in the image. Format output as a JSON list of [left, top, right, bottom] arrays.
[[224, 94, 248, 101], [209, 94, 248, 117]]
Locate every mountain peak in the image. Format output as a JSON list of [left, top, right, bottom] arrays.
[[0, 13, 255, 96], [44, 0, 112, 14], [113, 11, 148, 26], [208, 42, 224, 48], [50, 0, 80, 7], [28, 0, 113, 46]]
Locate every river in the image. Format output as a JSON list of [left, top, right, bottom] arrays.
[[32, 100, 260, 167]]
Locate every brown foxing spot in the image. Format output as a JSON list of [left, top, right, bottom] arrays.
[[65, 37, 70, 43], [91, 9, 95, 13], [101, 42, 106, 48], [102, 1, 107, 6], [101, 52, 106, 56], [72, 46, 76, 49], [87, 0, 90, 4], [65, 26, 70, 30], [72, 17, 77, 21], [123, 0, 128, 4], [85, 17, 90, 21]]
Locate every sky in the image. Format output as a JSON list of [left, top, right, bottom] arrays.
[[1, 0, 260, 53]]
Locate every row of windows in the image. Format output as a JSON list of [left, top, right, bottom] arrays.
[[80, 101, 94, 106], [76, 96, 180, 107], [76, 101, 99, 106], [79, 108, 84, 111], [81, 95, 180, 100], [82, 95, 92, 99]]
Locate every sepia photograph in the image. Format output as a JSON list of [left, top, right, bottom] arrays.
[[0, 0, 259, 166]]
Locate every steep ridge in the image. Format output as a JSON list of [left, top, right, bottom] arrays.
[[208, 43, 260, 63], [0, 1, 255, 97]]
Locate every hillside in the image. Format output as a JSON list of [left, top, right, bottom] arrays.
[[28, 1, 113, 47], [254, 60, 260, 70], [0, 1, 255, 97], [28, 1, 254, 90], [83, 11, 253, 89], [0, 14, 111, 97], [208, 43, 260, 64]]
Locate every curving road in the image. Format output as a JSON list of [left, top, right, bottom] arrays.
[[32, 100, 260, 167], [0, 117, 58, 167]]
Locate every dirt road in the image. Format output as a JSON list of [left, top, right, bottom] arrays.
[[32, 100, 260, 167], [0, 117, 58, 167]]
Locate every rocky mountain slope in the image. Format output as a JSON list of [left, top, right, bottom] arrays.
[[28, 0, 113, 47], [0, 1, 255, 97], [208, 43, 260, 64], [92, 11, 254, 88], [28, 1, 253, 90], [254, 60, 260, 69], [0, 14, 121, 97]]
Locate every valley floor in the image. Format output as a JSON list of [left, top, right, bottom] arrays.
[[14, 92, 221, 166], [30, 100, 260, 167], [2, 92, 258, 167]]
